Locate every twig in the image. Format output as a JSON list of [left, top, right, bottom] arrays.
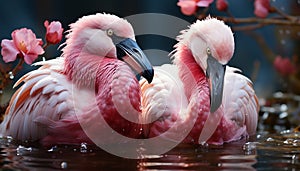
[[218, 16, 300, 27], [10, 57, 24, 77], [0, 57, 24, 95], [272, 6, 298, 21], [42, 42, 49, 49], [232, 24, 266, 31], [195, 5, 300, 31]]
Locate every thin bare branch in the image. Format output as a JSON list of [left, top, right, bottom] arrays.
[[195, 5, 300, 31], [219, 16, 300, 27]]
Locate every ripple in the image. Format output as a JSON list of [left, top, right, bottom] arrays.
[[0, 133, 300, 170]]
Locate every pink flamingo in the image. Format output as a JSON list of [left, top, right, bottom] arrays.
[[140, 17, 259, 145], [0, 13, 154, 146]]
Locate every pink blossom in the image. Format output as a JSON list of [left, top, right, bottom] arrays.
[[1, 28, 44, 64], [273, 55, 296, 76], [177, 0, 198, 16], [216, 0, 228, 11], [177, 0, 214, 16], [254, 0, 271, 18], [196, 0, 214, 7], [44, 20, 64, 44]]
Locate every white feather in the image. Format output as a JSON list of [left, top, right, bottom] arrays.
[[223, 66, 259, 135], [0, 57, 95, 141]]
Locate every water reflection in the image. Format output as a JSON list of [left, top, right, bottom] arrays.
[[0, 131, 300, 170], [138, 141, 257, 171]]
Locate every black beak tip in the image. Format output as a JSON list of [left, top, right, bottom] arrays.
[[143, 69, 154, 83]]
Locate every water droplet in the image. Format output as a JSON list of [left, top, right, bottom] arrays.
[[8, 71, 14, 80], [280, 104, 288, 111], [80, 142, 88, 153], [292, 154, 298, 164], [280, 39, 286, 45], [0, 90, 3, 94], [61, 161, 68, 169], [243, 142, 258, 152], [256, 134, 261, 139], [283, 138, 294, 145], [279, 112, 288, 119], [293, 139, 300, 147], [199, 141, 209, 147], [280, 129, 292, 134], [16, 145, 32, 155], [48, 145, 58, 152], [6, 136, 13, 143], [266, 137, 274, 142]]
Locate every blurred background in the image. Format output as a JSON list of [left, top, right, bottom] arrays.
[[0, 0, 299, 100]]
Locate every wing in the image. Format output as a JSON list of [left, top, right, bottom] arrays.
[[140, 64, 188, 137], [222, 66, 259, 136], [0, 58, 88, 141]]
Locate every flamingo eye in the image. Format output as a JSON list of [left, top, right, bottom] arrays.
[[107, 29, 114, 36], [206, 47, 211, 55]]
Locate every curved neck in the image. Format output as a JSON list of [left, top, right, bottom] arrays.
[[64, 53, 104, 88], [173, 44, 208, 100]]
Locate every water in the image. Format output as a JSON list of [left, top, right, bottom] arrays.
[[1, 130, 300, 170], [1, 92, 300, 170]]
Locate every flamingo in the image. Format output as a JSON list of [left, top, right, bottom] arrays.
[[0, 13, 154, 146], [140, 17, 259, 145]]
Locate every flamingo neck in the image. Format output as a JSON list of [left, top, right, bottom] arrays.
[[63, 53, 105, 88], [173, 44, 208, 100], [94, 58, 142, 138]]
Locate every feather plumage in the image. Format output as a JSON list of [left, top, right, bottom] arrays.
[[140, 17, 259, 145], [0, 13, 153, 146]]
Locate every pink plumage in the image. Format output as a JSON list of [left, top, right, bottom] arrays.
[[0, 13, 153, 146], [140, 17, 259, 145]]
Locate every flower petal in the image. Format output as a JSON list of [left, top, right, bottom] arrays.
[[177, 1, 198, 16], [44, 20, 49, 28], [1, 39, 19, 63], [31, 43, 45, 55], [44, 20, 64, 44], [7, 28, 44, 64], [216, 0, 228, 11], [273, 55, 296, 76], [197, 0, 214, 7], [254, 0, 270, 18], [23, 53, 39, 65]]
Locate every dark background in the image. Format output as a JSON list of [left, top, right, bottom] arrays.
[[0, 0, 299, 98]]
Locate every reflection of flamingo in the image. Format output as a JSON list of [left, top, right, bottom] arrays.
[[140, 17, 259, 145], [0, 13, 154, 146]]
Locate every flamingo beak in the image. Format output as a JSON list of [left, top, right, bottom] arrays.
[[206, 54, 226, 113], [116, 38, 154, 83]]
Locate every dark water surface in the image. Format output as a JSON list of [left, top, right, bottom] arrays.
[[0, 130, 299, 171]]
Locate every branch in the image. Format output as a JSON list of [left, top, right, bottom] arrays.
[[0, 57, 24, 93], [195, 5, 300, 31], [218, 16, 300, 27]]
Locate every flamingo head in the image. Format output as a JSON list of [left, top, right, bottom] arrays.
[[179, 17, 234, 112], [62, 13, 154, 83]]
